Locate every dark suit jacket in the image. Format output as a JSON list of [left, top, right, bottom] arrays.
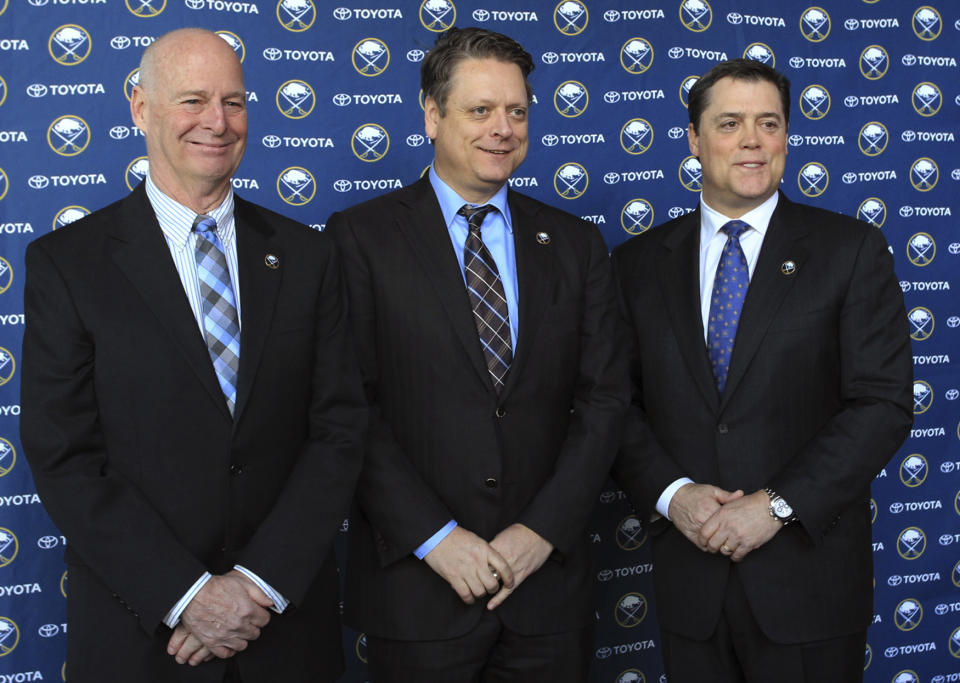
[[20, 183, 366, 682], [327, 177, 628, 640], [611, 192, 912, 644]]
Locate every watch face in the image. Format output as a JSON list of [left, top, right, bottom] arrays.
[[774, 499, 793, 518]]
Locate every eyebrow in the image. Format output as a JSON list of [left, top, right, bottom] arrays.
[[713, 110, 783, 121]]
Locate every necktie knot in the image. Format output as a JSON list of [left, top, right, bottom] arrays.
[[458, 204, 496, 235], [721, 219, 750, 241], [194, 215, 218, 234]]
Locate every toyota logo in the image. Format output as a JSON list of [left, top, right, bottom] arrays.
[[668, 47, 684, 59], [332, 93, 351, 106], [845, 18, 860, 30], [541, 52, 559, 65], [949, 243, 960, 254], [788, 134, 803, 147], [842, 172, 857, 184], [29, 175, 50, 189], [406, 49, 425, 62], [37, 536, 58, 549], [900, 206, 915, 218], [110, 126, 130, 140], [668, 127, 685, 140], [902, 130, 917, 142], [263, 47, 283, 61], [26, 84, 47, 98], [887, 575, 902, 586], [38, 624, 59, 637], [603, 10, 620, 21], [669, 207, 686, 218], [603, 172, 621, 184], [27, 0, 48, 6], [603, 91, 621, 104], [110, 36, 132, 49], [899, 281, 911, 292], [727, 12, 743, 24], [789, 56, 805, 69], [262, 135, 281, 148], [844, 96, 859, 107], [939, 534, 954, 545], [333, 6, 351, 20], [902, 54, 917, 66], [185, 0, 205, 9], [406, 134, 425, 147], [334, 179, 352, 192], [472, 9, 489, 21], [541, 134, 559, 147]]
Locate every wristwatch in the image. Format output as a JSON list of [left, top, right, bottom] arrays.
[[764, 488, 797, 525]]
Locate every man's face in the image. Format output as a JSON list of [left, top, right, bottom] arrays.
[[688, 76, 787, 217], [131, 33, 247, 199], [425, 57, 529, 203]]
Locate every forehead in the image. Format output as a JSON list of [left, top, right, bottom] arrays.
[[704, 76, 783, 115], [154, 37, 244, 93], [448, 57, 526, 97]]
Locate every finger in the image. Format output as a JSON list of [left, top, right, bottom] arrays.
[[167, 628, 189, 655], [174, 637, 203, 665], [486, 584, 513, 610], [481, 566, 501, 594], [487, 550, 515, 588], [453, 579, 476, 605], [186, 642, 211, 667], [248, 608, 271, 629]]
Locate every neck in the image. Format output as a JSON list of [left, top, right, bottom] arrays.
[[150, 172, 230, 215]]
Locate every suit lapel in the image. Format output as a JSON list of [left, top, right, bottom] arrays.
[[721, 194, 809, 407], [107, 185, 229, 417], [393, 178, 492, 389], [232, 197, 283, 422], [656, 209, 719, 411], [500, 191, 554, 397]]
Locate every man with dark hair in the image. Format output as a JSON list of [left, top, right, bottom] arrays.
[[328, 26, 627, 682], [612, 58, 912, 682], [21, 28, 365, 682]]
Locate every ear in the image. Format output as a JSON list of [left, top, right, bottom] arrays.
[[130, 86, 148, 135], [687, 122, 699, 157], [424, 96, 440, 141]]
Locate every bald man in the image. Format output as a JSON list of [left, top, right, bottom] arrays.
[[21, 29, 365, 682]]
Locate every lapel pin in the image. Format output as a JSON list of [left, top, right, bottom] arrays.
[[536, 231, 550, 245], [780, 260, 797, 275], [265, 254, 280, 269]]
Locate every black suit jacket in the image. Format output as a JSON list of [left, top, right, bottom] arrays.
[[611, 192, 912, 643], [327, 177, 628, 640], [20, 184, 366, 682]]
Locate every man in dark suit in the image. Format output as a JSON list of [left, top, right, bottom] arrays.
[[612, 58, 912, 682], [20, 28, 365, 682], [327, 27, 628, 682]]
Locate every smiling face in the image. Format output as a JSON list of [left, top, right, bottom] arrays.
[[131, 30, 247, 211], [688, 76, 787, 217], [425, 57, 529, 204]]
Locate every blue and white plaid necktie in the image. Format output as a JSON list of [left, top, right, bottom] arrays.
[[707, 219, 751, 394], [193, 215, 240, 415]]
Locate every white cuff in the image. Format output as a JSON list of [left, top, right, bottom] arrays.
[[163, 572, 212, 628], [656, 477, 695, 521], [234, 565, 289, 614]]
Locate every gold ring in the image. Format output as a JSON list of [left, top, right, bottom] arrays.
[[720, 544, 731, 554], [490, 569, 500, 581]]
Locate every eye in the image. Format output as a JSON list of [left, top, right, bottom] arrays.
[[510, 108, 527, 119], [472, 106, 488, 116]]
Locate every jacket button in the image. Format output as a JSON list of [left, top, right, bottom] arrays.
[[229, 463, 244, 475], [717, 423, 729, 434], [484, 477, 498, 488], [495, 407, 506, 418]]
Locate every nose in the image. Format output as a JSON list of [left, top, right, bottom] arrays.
[[739, 122, 761, 148], [201, 103, 228, 134], [489, 108, 513, 139]]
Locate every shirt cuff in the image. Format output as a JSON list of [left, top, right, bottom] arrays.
[[414, 520, 458, 559], [234, 565, 289, 614], [656, 477, 695, 521], [163, 572, 212, 628]]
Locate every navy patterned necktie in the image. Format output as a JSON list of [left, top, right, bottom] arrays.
[[707, 219, 751, 394], [459, 204, 512, 392], [193, 215, 241, 415]]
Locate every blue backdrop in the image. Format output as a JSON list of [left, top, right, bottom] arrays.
[[0, 1, 958, 681]]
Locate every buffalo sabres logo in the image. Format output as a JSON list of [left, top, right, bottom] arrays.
[[351, 124, 390, 162], [857, 197, 886, 227], [898, 526, 926, 560], [743, 42, 774, 67], [621, 199, 654, 235], [54, 205, 90, 230], [907, 308, 934, 342], [60, 570, 67, 597], [893, 670, 920, 683], [554, 1, 588, 36], [800, 84, 830, 120], [0, 439, 14, 478], [554, 81, 588, 117], [858, 122, 888, 156], [907, 232, 936, 266], [615, 515, 647, 550], [620, 38, 653, 74], [894, 599, 923, 631], [912, 82, 942, 117], [355, 633, 368, 663], [0, 0, 6, 15], [277, 0, 316, 32], [860, 45, 889, 80], [951, 626, 960, 659], [554, 163, 588, 199], [276, 80, 315, 119], [680, 0, 712, 32], [913, 6, 942, 41], [900, 453, 929, 486], [49, 25, 92, 66], [800, 7, 830, 42], [277, 167, 316, 206], [126, 0, 164, 17], [912, 380, 933, 414], [679, 156, 702, 191], [0, 257, 10, 295], [216, 31, 245, 62], [954, 559, 960, 588], [420, 0, 456, 32], [124, 67, 140, 102], [621, 119, 653, 154], [0, 168, 6, 202], [797, 162, 828, 198], [869, 498, 877, 524], [0, 618, 19, 656], [864, 644, 872, 670], [353, 38, 390, 77], [126, 156, 149, 191], [616, 670, 645, 683], [955, 489, 960, 516], [0, 75, 6, 108], [0, 348, 13, 387], [48, 115, 90, 157], [0, 528, 16, 568], [679, 76, 699, 108], [910, 158, 938, 192], [615, 592, 647, 627]]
